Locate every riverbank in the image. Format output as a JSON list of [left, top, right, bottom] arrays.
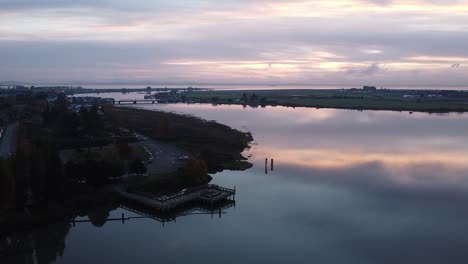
[[184, 89, 468, 113]]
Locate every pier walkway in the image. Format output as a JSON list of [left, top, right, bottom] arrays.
[[118, 184, 236, 212]]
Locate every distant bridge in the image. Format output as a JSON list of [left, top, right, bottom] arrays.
[[114, 99, 158, 105]]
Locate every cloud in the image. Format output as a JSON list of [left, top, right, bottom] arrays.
[[0, 0, 467, 85], [346, 63, 383, 76]]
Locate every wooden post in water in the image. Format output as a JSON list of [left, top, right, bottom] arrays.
[[219, 208, 222, 218], [265, 158, 268, 174], [121, 213, 125, 224], [271, 159, 274, 171]]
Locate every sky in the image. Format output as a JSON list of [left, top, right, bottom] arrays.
[[0, 0, 467, 86]]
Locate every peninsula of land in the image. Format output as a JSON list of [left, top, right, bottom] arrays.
[[0, 92, 252, 234]]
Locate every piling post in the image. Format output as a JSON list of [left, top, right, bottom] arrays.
[[219, 208, 222, 218], [271, 159, 274, 171], [122, 213, 125, 224], [72, 218, 75, 227]]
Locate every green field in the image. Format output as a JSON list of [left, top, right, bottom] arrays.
[[184, 89, 468, 112], [69, 144, 151, 167]]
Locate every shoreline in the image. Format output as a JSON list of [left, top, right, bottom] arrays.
[[184, 89, 468, 113], [1, 106, 253, 235], [73, 88, 468, 113]]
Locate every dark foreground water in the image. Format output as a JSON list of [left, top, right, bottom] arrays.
[[5, 101, 468, 264]]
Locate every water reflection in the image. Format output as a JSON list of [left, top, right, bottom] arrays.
[[5, 98, 468, 263], [120, 199, 236, 224], [135, 103, 468, 188], [71, 200, 236, 227], [0, 222, 70, 264]]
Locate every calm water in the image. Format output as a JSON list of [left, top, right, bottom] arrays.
[[35, 83, 468, 90], [5, 100, 468, 263]]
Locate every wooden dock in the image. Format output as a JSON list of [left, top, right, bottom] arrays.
[[118, 184, 236, 212]]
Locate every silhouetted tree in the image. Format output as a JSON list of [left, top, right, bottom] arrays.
[[83, 159, 107, 188], [179, 158, 209, 185], [115, 141, 131, 160], [241, 93, 248, 102], [129, 159, 146, 176], [250, 93, 258, 101], [0, 157, 15, 210]]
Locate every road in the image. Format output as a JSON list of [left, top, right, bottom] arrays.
[[0, 122, 18, 158], [131, 138, 187, 175]]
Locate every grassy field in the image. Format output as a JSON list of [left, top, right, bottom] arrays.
[[184, 89, 468, 112], [70, 144, 150, 162], [67, 144, 151, 175]]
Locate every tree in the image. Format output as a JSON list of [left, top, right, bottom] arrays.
[[0, 157, 15, 210], [80, 106, 103, 135], [65, 161, 84, 181], [115, 141, 131, 160], [102, 160, 124, 179], [180, 158, 209, 185], [44, 144, 65, 202], [250, 93, 258, 101], [241, 93, 248, 102], [84, 159, 107, 188], [129, 159, 147, 176]]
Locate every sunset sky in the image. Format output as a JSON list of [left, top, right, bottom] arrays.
[[1, 0, 467, 85]]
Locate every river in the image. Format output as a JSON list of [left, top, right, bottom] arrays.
[[4, 97, 468, 263]]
